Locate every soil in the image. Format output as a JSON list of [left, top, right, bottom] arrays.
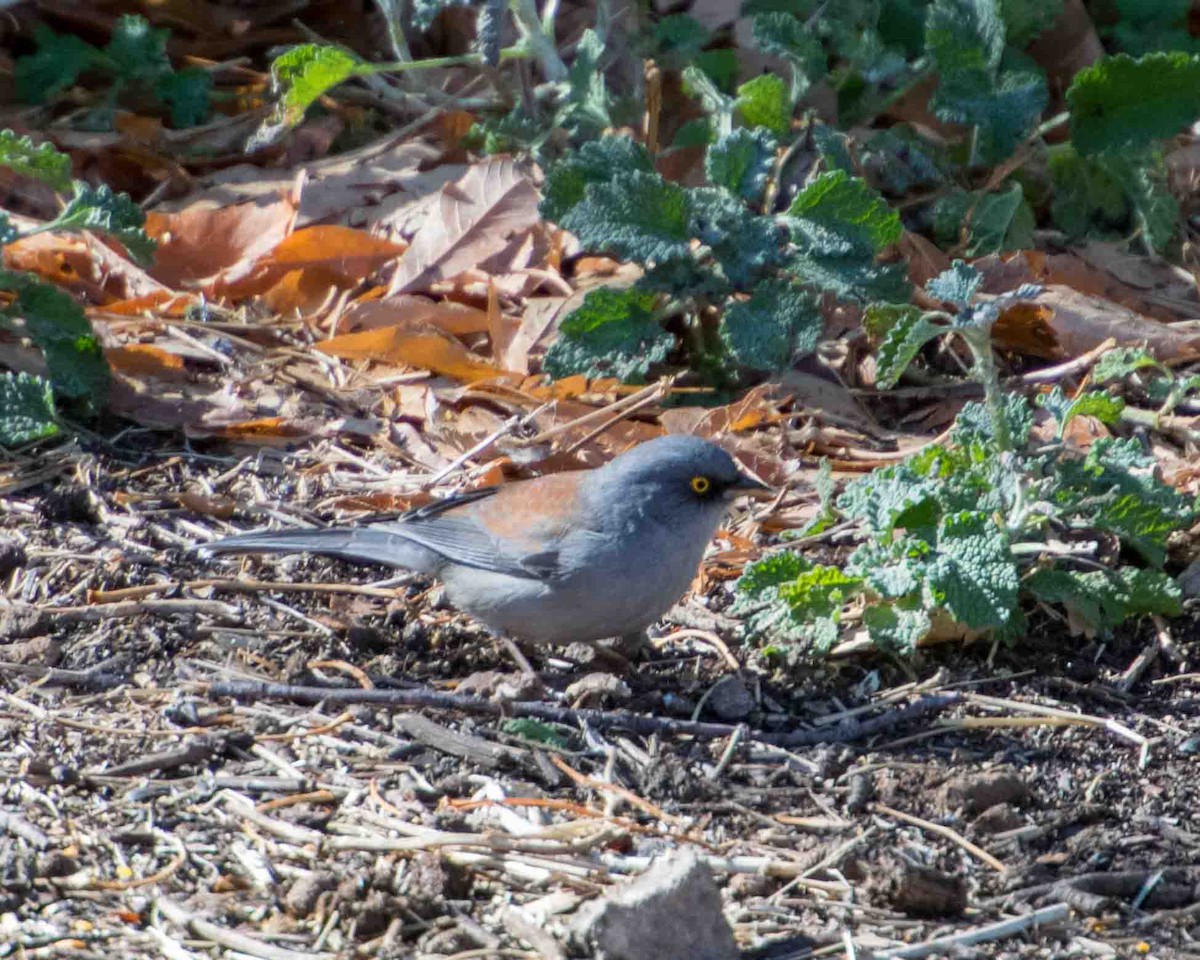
[[2, 436, 1199, 959]]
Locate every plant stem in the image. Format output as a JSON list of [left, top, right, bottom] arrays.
[[509, 0, 569, 81], [960, 327, 1011, 453]]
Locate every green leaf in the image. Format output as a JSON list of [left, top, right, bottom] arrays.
[[735, 74, 792, 136], [695, 50, 740, 92], [838, 460, 941, 537], [52, 184, 156, 266], [689, 188, 783, 289], [706, 128, 777, 203], [1092, 347, 1163, 383], [999, 0, 1063, 45], [561, 171, 693, 263], [1026, 566, 1182, 636], [1037, 387, 1125, 438], [787, 170, 903, 254], [15, 25, 98, 104], [1067, 52, 1200, 156], [780, 564, 864, 619], [736, 550, 812, 598], [751, 13, 827, 100], [866, 304, 946, 388], [863, 602, 931, 652], [1, 272, 110, 403], [721, 280, 821, 370], [933, 183, 1034, 255], [542, 287, 672, 383], [655, 14, 709, 65], [540, 136, 654, 224], [925, 0, 1004, 77], [1048, 144, 1133, 240], [927, 260, 982, 307], [0, 131, 72, 192], [931, 56, 1048, 164], [272, 44, 375, 128], [501, 718, 571, 748], [1104, 149, 1178, 252], [734, 552, 861, 652], [156, 67, 213, 128], [0, 372, 59, 446], [861, 128, 946, 195], [105, 14, 171, 83], [559, 29, 611, 135], [683, 65, 736, 131], [925, 510, 1019, 630], [951, 393, 1035, 448]]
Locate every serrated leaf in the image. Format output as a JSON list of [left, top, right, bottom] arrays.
[[926, 0, 1004, 77], [0, 372, 59, 446], [787, 250, 911, 303], [561, 171, 693, 263], [683, 65, 736, 132], [926, 260, 982, 307], [866, 304, 945, 388], [543, 287, 672, 383], [951, 394, 1034, 448], [156, 67, 213, 128], [751, 12, 827, 99], [1038, 387, 1125, 437], [925, 510, 1019, 630], [838, 461, 941, 537], [673, 118, 715, 149], [933, 183, 1034, 255], [706, 128, 777, 203], [2, 274, 110, 404], [689, 188, 783, 289], [15, 25, 98, 104], [559, 29, 610, 134], [105, 14, 171, 83], [0, 131, 72, 192], [52, 184, 155, 265], [863, 602, 931, 652], [861, 128, 945, 195], [1067, 52, 1200, 156], [721, 280, 821, 370], [999, 0, 1063, 45], [540, 136, 654, 224], [932, 57, 1048, 165], [1092, 347, 1163, 383], [787, 170, 903, 254], [1104, 149, 1178, 252], [655, 14, 709, 63], [780, 564, 864, 619], [736, 550, 813, 598], [1026, 566, 1181, 636], [696, 50, 740, 92], [736, 74, 792, 136], [272, 44, 375, 128]]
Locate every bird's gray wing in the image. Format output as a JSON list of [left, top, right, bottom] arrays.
[[200, 526, 445, 573]]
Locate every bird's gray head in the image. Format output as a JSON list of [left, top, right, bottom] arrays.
[[587, 435, 767, 520]]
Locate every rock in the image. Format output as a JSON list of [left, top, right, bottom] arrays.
[[564, 672, 631, 706], [572, 848, 737, 960], [972, 802, 1024, 834], [937, 767, 1027, 815], [703, 675, 755, 722], [867, 852, 967, 917], [284, 873, 334, 917]]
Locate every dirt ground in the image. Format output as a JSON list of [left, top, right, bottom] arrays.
[[2, 436, 1199, 960]]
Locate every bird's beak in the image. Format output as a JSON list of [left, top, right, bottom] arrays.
[[724, 472, 773, 499]]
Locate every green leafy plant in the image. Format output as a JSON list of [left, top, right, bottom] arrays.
[[0, 133, 155, 445], [16, 14, 212, 128], [733, 261, 1194, 657], [540, 132, 906, 382]]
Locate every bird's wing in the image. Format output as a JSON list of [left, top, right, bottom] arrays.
[[387, 472, 587, 580]]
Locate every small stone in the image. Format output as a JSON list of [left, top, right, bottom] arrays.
[[284, 873, 334, 917], [564, 672, 631, 706], [572, 848, 737, 960], [972, 802, 1024, 834], [937, 767, 1027, 815], [867, 852, 967, 917], [703, 675, 755, 722], [0, 540, 27, 578]]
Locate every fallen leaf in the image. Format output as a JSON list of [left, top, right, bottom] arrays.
[[340, 296, 492, 337], [105, 344, 190, 381], [388, 156, 541, 295], [318, 322, 518, 384]]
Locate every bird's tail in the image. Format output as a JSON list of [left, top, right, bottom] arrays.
[[199, 526, 441, 573]]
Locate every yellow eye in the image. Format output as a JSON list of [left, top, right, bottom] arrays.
[[690, 475, 712, 495]]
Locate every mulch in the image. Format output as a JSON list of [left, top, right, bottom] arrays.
[[2, 435, 1199, 960]]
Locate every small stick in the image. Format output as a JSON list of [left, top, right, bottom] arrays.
[[1115, 614, 1178, 693], [871, 802, 1007, 873], [878, 902, 1069, 959]]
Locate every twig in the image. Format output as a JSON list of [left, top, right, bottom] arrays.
[[1017, 337, 1117, 385], [1115, 614, 1178, 693], [653, 628, 740, 670], [879, 902, 1070, 959], [156, 898, 337, 960], [871, 803, 1007, 873], [200, 680, 963, 747]]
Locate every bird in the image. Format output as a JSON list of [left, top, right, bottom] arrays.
[[201, 435, 769, 645]]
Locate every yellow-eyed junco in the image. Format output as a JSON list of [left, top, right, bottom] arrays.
[[201, 435, 768, 644]]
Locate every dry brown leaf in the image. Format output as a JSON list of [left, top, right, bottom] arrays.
[[145, 195, 298, 291], [992, 285, 1200, 361], [105, 344, 190, 381], [388, 156, 541, 296], [318, 322, 518, 384], [340, 296, 492, 337]]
